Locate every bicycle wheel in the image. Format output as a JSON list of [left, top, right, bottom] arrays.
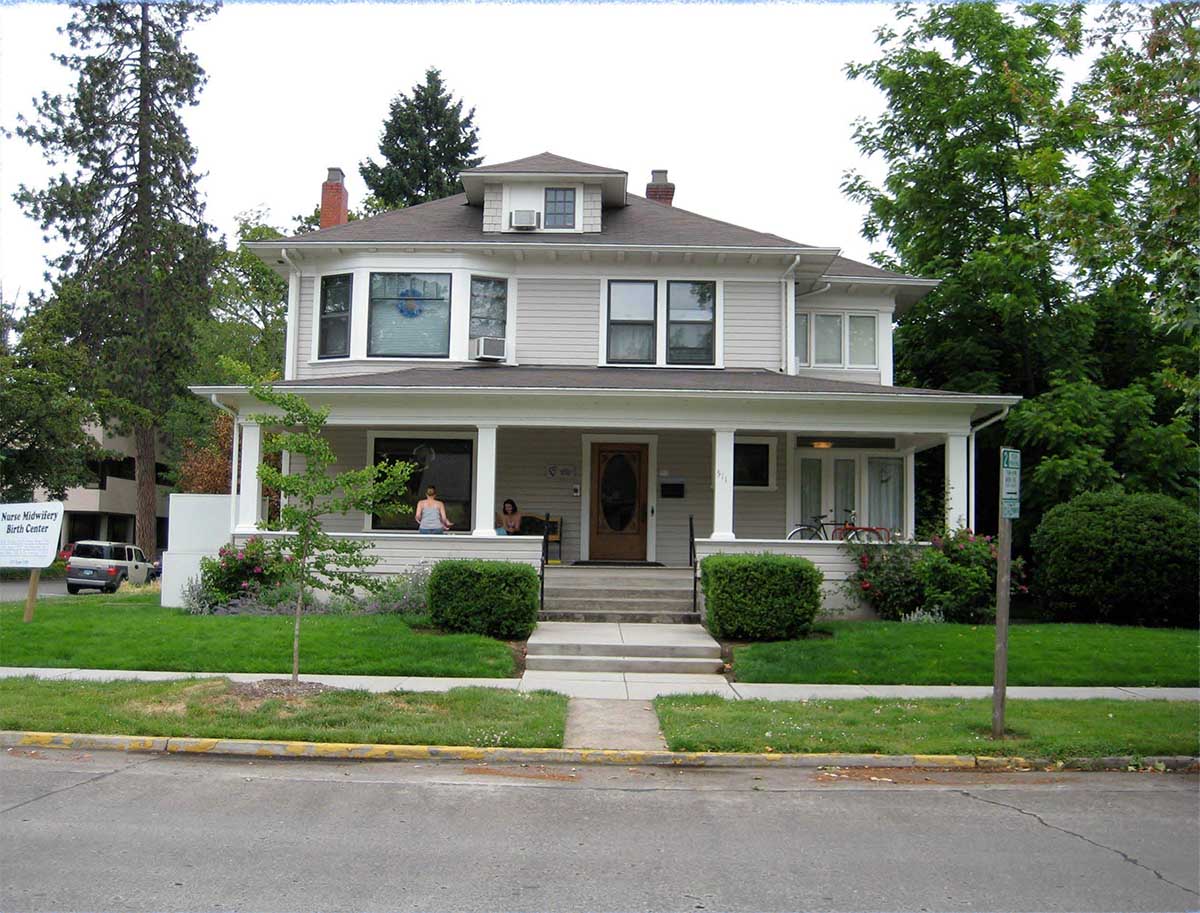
[[845, 528, 886, 544], [787, 525, 823, 541]]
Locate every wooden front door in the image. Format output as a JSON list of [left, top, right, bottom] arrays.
[[589, 443, 649, 561]]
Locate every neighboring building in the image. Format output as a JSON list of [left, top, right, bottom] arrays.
[[192, 153, 1017, 598], [53, 425, 171, 552]]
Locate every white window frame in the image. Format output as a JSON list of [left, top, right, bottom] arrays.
[[311, 270, 355, 362], [796, 310, 879, 369], [784, 441, 910, 536], [363, 430, 477, 533], [733, 435, 777, 491], [598, 278, 724, 369], [468, 274, 510, 344]]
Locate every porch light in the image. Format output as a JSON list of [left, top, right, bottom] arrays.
[[811, 441, 834, 449]]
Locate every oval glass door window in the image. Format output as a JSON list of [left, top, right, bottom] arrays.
[[600, 453, 637, 531]]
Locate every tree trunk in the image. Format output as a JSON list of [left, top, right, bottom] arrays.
[[292, 579, 303, 684], [134, 422, 158, 557]]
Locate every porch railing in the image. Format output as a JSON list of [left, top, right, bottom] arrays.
[[688, 513, 697, 614]]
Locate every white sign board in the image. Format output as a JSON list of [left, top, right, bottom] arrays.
[[0, 501, 65, 569], [1000, 448, 1021, 519]]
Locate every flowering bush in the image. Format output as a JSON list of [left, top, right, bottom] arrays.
[[199, 536, 290, 602], [843, 529, 1025, 624]]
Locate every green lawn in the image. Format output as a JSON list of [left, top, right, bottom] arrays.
[[656, 695, 1200, 758], [0, 593, 516, 678], [734, 622, 1199, 687], [0, 678, 567, 748]]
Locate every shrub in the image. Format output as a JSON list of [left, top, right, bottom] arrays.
[[841, 541, 926, 620], [199, 536, 289, 601], [181, 577, 220, 615], [427, 560, 539, 639], [699, 553, 823, 641], [1031, 490, 1199, 627], [367, 565, 431, 616]]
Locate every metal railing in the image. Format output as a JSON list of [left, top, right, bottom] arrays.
[[539, 512, 550, 612], [688, 513, 697, 614]]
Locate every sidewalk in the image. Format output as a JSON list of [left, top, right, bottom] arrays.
[[2, 666, 1197, 702]]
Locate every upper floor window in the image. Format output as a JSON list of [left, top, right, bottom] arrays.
[[544, 188, 576, 228], [796, 311, 877, 368], [469, 276, 508, 340], [367, 273, 451, 358], [667, 281, 715, 365], [607, 280, 656, 364], [318, 273, 352, 359]]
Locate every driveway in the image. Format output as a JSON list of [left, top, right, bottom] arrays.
[[0, 579, 71, 602]]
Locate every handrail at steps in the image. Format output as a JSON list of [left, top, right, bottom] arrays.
[[688, 514, 697, 614], [539, 512, 550, 612]]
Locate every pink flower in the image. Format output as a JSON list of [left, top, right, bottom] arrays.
[[240, 581, 249, 589], [860, 581, 872, 590], [237, 551, 245, 560], [253, 566, 263, 574], [859, 554, 870, 569]]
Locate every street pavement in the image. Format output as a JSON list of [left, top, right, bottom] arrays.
[[0, 579, 70, 602], [1, 747, 1196, 912]]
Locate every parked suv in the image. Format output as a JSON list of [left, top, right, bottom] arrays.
[[65, 541, 153, 594]]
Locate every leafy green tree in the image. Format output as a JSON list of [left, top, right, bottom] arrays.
[[359, 67, 481, 210], [239, 373, 412, 682], [14, 0, 220, 557]]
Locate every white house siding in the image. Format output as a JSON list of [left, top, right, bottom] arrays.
[[496, 427, 586, 562], [286, 426, 372, 532], [732, 432, 787, 539], [482, 184, 503, 232], [656, 431, 713, 566], [724, 281, 782, 369], [582, 185, 602, 232], [514, 278, 601, 365]]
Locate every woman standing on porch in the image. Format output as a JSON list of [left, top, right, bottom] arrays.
[[415, 487, 452, 534]]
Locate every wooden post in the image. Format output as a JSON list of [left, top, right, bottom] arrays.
[[991, 505, 1013, 740], [23, 568, 41, 624]]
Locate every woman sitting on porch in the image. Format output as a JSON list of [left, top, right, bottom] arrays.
[[415, 487, 452, 534], [496, 499, 523, 535]]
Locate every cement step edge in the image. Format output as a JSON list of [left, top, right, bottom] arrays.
[[526, 642, 720, 659], [525, 655, 726, 674]]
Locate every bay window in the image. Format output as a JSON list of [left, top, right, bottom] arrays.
[[813, 314, 843, 365], [667, 281, 715, 365], [317, 274, 352, 359], [469, 276, 508, 340], [796, 311, 878, 368], [607, 280, 656, 364], [368, 272, 451, 358]]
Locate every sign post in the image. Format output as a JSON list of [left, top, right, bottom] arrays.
[[993, 449, 1020, 740], [1, 501, 66, 623]]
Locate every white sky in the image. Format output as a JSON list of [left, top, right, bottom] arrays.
[[0, 2, 1087, 307]]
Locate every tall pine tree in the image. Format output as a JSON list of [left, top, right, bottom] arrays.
[[15, 0, 219, 557], [359, 67, 482, 210]]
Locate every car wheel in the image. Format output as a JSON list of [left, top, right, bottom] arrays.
[[67, 584, 80, 595]]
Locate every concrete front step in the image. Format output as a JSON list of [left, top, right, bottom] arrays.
[[542, 595, 695, 612], [544, 567, 693, 585], [539, 610, 702, 624], [544, 585, 694, 599], [525, 655, 725, 674], [527, 640, 719, 659]]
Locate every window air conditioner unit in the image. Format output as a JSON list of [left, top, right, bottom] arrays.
[[470, 336, 506, 362], [510, 209, 539, 230]]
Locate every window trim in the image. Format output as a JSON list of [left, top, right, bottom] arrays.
[[366, 271, 453, 359], [665, 280, 717, 366], [733, 435, 778, 491], [543, 187, 577, 229], [364, 430, 477, 533], [317, 273, 353, 360], [468, 274, 509, 342], [796, 310, 879, 370], [606, 279, 658, 365]]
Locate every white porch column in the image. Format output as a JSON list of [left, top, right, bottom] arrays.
[[904, 450, 916, 540], [473, 424, 498, 536], [711, 428, 736, 541], [235, 422, 263, 532], [944, 432, 969, 531]]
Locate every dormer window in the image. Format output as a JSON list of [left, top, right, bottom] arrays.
[[544, 188, 576, 228]]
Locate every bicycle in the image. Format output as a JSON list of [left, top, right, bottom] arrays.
[[786, 510, 891, 543]]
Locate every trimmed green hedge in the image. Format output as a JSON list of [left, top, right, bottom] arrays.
[[428, 560, 540, 639], [1031, 490, 1199, 627], [700, 553, 823, 641]]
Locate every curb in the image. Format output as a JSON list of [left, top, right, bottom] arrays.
[[3, 732, 1197, 772]]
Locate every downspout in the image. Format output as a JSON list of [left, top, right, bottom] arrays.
[[280, 248, 300, 380], [210, 394, 240, 538], [967, 406, 1010, 532]]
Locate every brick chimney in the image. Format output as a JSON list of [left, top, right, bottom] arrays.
[[646, 169, 675, 206], [320, 167, 349, 229]]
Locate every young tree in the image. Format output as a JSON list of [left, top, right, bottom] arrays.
[[359, 67, 482, 210], [242, 378, 412, 683], [14, 0, 220, 557]]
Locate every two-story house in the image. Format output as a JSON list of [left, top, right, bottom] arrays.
[[193, 153, 1017, 606]]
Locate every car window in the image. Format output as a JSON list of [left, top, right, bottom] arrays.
[[124, 547, 135, 562], [72, 544, 113, 560], [134, 548, 146, 563]]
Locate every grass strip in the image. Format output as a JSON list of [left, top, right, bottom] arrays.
[[656, 694, 1200, 759], [734, 621, 1199, 687], [0, 677, 568, 748], [0, 594, 515, 678]]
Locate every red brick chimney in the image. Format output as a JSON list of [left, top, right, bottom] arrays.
[[646, 169, 675, 206], [320, 167, 349, 229]]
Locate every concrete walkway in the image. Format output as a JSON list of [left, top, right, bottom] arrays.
[[563, 699, 667, 750], [2, 666, 1197, 702]]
